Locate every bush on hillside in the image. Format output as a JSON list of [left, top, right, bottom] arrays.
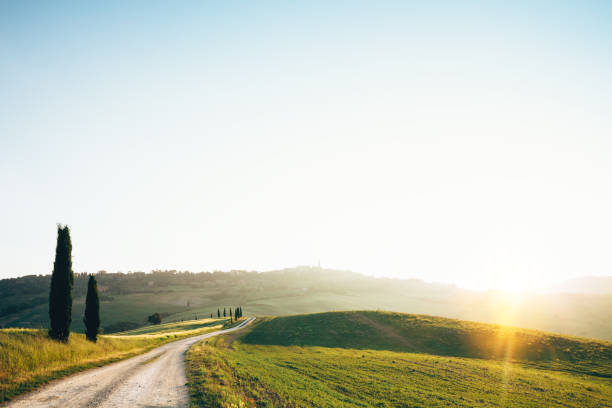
[[148, 312, 162, 325]]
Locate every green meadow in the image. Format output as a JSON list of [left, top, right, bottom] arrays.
[[108, 317, 227, 337], [186, 311, 612, 408]]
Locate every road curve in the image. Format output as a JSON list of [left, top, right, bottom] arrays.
[[4, 317, 255, 408]]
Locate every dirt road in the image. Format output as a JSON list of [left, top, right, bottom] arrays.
[[5, 318, 255, 408]]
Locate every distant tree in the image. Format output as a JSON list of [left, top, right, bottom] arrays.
[[148, 312, 162, 324], [230, 307, 233, 319], [49, 225, 74, 341], [210, 313, 213, 319], [217, 308, 220, 318], [223, 308, 226, 317], [83, 275, 100, 342]]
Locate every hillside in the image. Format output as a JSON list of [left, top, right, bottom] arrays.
[[1, 268, 611, 340], [242, 311, 612, 377], [186, 311, 612, 407]]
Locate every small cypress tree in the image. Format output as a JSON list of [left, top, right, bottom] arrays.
[[217, 308, 220, 318], [49, 225, 74, 341], [229, 307, 233, 319], [210, 313, 213, 319], [83, 275, 100, 342], [223, 308, 226, 317]]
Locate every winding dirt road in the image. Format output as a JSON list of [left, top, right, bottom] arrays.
[[5, 317, 255, 408]]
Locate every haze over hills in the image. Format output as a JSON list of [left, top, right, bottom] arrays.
[[542, 276, 612, 294], [1, 267, 610, 341]]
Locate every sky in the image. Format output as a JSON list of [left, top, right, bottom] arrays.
[[1, 1, 611, 291]]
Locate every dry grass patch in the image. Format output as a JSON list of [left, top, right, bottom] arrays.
[[0, 319, 226, 401]]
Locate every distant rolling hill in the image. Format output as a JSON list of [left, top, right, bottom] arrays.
[[1, 268, 611, 340]]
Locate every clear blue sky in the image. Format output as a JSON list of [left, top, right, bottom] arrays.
[[1, 1, 611, 290]]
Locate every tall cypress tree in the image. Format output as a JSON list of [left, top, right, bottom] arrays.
[[217, 308, 220, 318], [223, 307, 226, 317], [83, 275, 100, 342], [48, 225, 74, 341]]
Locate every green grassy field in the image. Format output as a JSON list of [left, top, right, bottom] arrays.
[[186, 311, 612, 407], [108, 318, 228, 337], [0, 318, 225, 402]]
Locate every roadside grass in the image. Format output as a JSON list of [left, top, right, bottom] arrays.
[[0, 318, 225, 402], [186, 311, 612, 408]]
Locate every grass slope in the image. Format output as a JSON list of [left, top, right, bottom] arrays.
[[242, 311, 612, 377], [108, 318, 227, 337], [0, 318, 225, 402], [186, 311, 612, 408]]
